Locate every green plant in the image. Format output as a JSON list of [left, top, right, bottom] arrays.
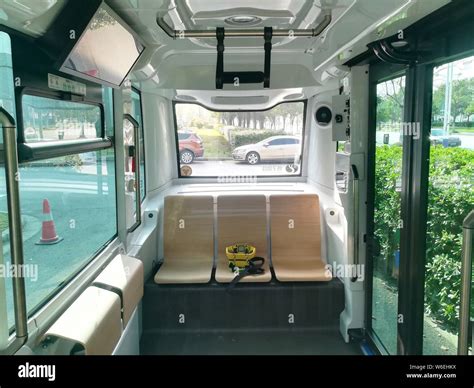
[[230, 130, 286, 148], [374, 145, 403, 281], [190, 118, 206, 129], [375, 144, 474, 331], [194, 128, 231, 157]]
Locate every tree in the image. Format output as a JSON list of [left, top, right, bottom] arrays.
[[465, 101, 474, 126], [432, 78, 474, 125], [376, 78, 405, 126], [450, 78, 473, 122]]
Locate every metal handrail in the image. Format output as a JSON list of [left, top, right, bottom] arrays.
[[156, 13, 332, 39], [0, 108, 28, 344], [351, 164, 360, 281], [124, 114, 142, 233], [458, 210, 474, 355]]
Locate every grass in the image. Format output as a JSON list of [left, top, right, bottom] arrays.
[[195, 128, 232, 158], [452, 127, 474, 133], [0, 212, 8, 233]]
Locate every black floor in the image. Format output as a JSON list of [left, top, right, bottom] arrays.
[[141, 328, 361, 355], [141, 277, 362, 355]]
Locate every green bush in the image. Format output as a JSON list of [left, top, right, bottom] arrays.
[[230, 130, 285, 148], [190, 118, 206, 129], [375, 145, 474, 331], [374, 145, 403, 280]]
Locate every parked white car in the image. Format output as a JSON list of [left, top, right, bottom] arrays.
[[232, 135, 302, 165]]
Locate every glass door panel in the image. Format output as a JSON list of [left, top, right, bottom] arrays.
[[423, 55, 474, 354], [371, 75, 406, 354]]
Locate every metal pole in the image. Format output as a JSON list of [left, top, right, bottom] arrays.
[[157, 14, 332, 39], [458, 210, 474, 355], [0, 108, 28, 341]]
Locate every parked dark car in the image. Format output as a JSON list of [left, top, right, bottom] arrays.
[[430, 128, 461, 147]]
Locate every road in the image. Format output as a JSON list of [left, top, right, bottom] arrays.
[[376, 132, 474, 149], [184, 159, 301, 178]]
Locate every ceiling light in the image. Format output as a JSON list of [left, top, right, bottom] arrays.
[[391, 40, 408, 48], [225, 15, 262, 26]]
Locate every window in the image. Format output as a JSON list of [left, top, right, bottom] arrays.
[[174, 102, 305, 178], [268, 137, 299, 146], [0, 31, 16, 342], [1, 150, 117, 329], [131, 88, 145, 201], [0, 79, 117, 331], [102, 87, 114, 138], [423, 56, 474, 354], [372, 75, 406, 354], [22, 95, 102, 143], [0, 31, 15, 145], [0, 32, 15, 120]]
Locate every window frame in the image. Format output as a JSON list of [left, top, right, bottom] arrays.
[[123, 113, 142, 234], [16, 88, 111, 163], [172, 99, 308, 179], [131, 86, 146, 203]]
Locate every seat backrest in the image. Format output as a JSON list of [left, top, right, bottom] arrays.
[[163, 195, 214, 261], [217, 195, 267, 259], [270, 194, 321, 257]]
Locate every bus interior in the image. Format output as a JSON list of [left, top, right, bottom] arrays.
[[0, 0, 473, 358]]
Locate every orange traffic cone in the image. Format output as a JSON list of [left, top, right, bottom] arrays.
[[36, 199, 63, 245]]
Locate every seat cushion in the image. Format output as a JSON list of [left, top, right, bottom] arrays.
[[154, 258, 213, 284], [272, 255, 332, 282]]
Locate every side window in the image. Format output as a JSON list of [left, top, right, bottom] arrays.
[[281, 138, 296, 145], [22, 95, 102, 142], [102, 87, 114, 138], [2, 93, 118, 331], [0, 31, 16, 346], [0, 32, 15, 121], [268, 139, 283, 146]]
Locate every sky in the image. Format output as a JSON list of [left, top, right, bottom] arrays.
[[433, 56, 474, 89]]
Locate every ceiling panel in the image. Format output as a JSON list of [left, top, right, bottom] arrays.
[[0, 0, 67, 37], [162, 0, 327, 31]]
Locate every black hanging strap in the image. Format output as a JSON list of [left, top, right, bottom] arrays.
[[215, 27, 273, 89]]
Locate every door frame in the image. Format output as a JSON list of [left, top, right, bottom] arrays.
[[364, 0, 474, 355]]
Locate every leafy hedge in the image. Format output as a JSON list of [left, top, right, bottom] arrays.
[[375, 145, 474, 331], [374, 145, 403, 279], [229, 129, 285, 148], [425, 146, 474, 329]]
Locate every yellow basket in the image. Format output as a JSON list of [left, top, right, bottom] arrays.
[[226, 244, 256, 269]]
